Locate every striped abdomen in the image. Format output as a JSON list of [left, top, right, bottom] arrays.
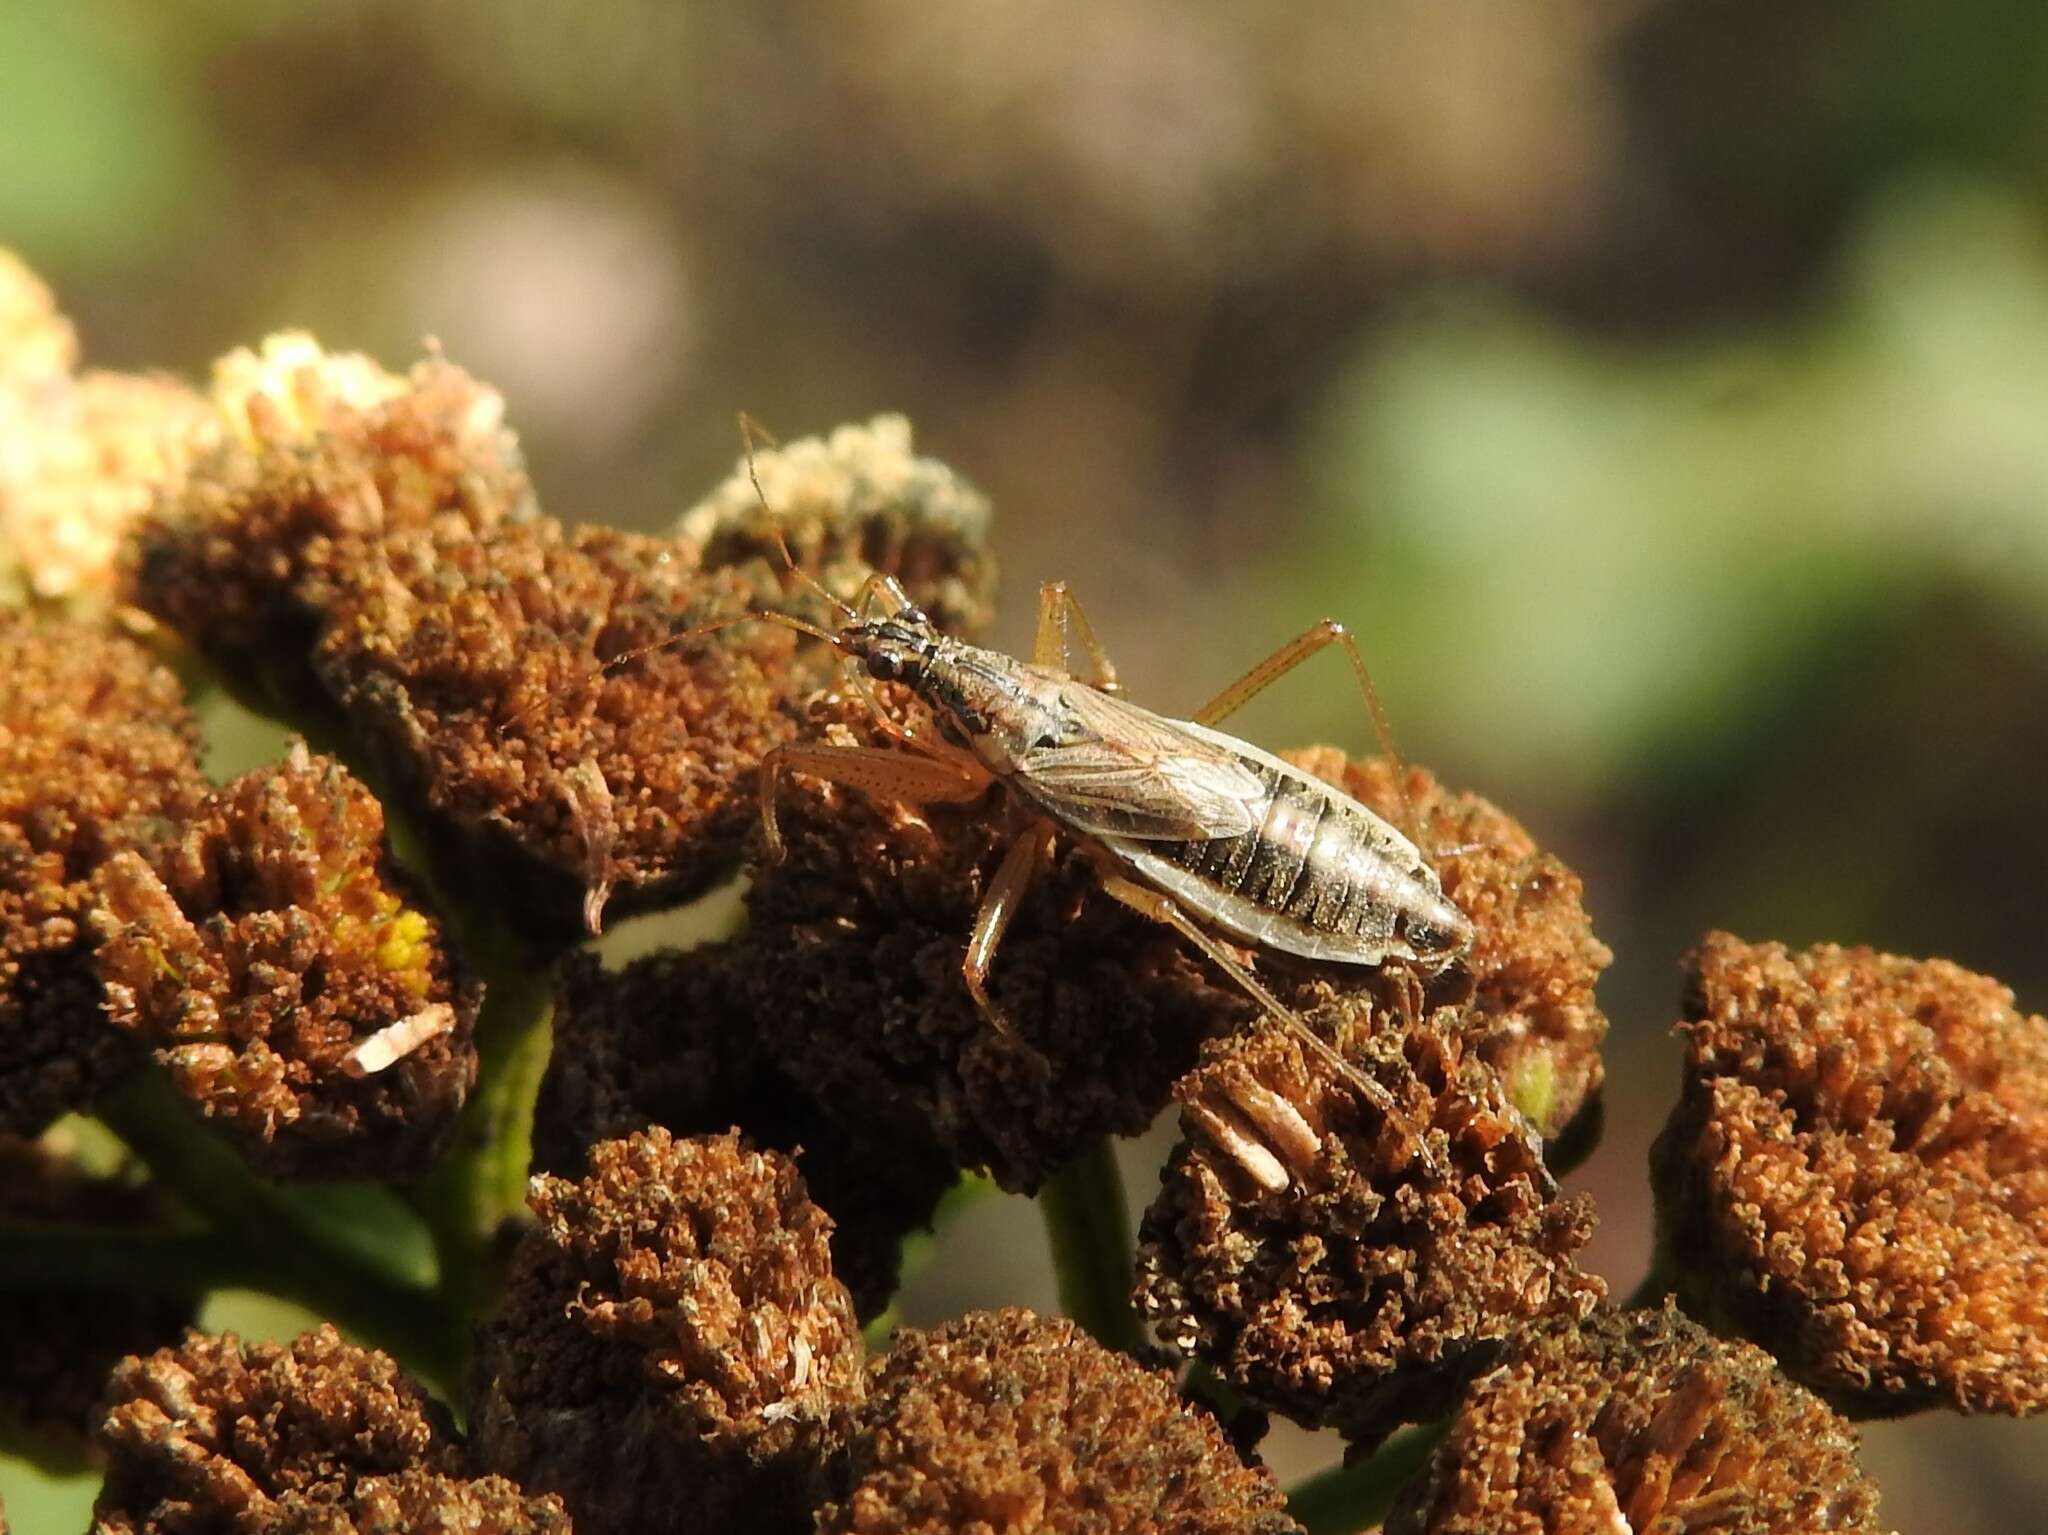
[[1097, 723, 1470, 970]]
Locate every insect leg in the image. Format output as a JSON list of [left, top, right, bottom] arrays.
[[962, 817, 1057, 1059], [759, 742, 990, 860], [1192, 619, 1421, 850], [1093, 870, 1442, 1177], [1033, 580, 1123, 694]]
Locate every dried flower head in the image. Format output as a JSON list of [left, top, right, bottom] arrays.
[[676, 413, 998, 641], [1285, 749, 1611, 1144], [471, 1128, 865, 1535], [94, 1325, 461, 1535], [0, 1133, 197, 1453], [89, 746, 478, 1179], [0, 613, 207, 1133], [1652, 932, 2048, 1415], [1386, 1302, 1891, 1535], [819, 1308, 1300, 1535], [533, 948, 959, 1318], [313, 517, 824, 937], [131, 333, 532, 667], [1138, 995, 1604, 1448], [719, 691, 1252, 1192], [266, 1471, 572, 1535]]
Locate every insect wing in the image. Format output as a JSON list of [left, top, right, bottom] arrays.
[[1012, 686, 1264, 841]]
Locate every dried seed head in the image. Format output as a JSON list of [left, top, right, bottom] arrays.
[[819, 1308, 1301, 1535], [728, 693, 1253, 1191], [265, 1471, 572, 1535], [89, 748, 478, 1179], [311, 517, 830, 938], [131, 333, 532, 667], [0, 1133, 197, 1454], [1386, 1302, 1892, 1535], [1286, 749, 1612, 1144], [471, 1128, 865, 1535], [1652, 932, 2048, 1415], [0, 614, 207, 1133], [676, 413, 998, 641], [533, 949, 959, 1318], [1138, 995, 1604, 1448], [94, 1325, 460, 1535]]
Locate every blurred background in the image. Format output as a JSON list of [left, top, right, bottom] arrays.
[[7, 0, 2048, 1526]]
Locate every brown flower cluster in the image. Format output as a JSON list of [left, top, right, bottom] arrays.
[[0, 612, 208, 1133], [130, 332, 534, 672], [312, 517, 822, 937], [1284, 749, 1611, 1145], [471, 1128, 866, 1535], [90, 745, 478, 1179], [1138, 995, 1605, 1450], [1386, 1302, 1890, 1535], [1652, 932, 2048, 1415], [93, 1325, 566, 1535], [532, 949, 960, 1319], [0, 1134, 197, 1453], [819, 1307, 1301, 1535], [0, 249, 215, 613], [703, 690, 1254, 1192]]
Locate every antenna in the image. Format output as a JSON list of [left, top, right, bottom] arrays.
[[737, 411, 856, 624]]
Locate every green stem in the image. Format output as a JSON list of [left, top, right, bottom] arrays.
[[0, 1222, 246, 1292], [92, 1069, 468, 1399], [1287, 1421, 1447, 1535], [410, 950, 557, 1324], [1038, 1135, 1146, 1357]]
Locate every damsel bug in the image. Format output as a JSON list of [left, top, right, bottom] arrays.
[[700, 419, 1478, 1126]]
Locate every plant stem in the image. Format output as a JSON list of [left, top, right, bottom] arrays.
[[410, 949, 557, 1324], [0, 1222, 246, 1292], [1038, 1134, 1147, 1357], [1287, 1420, 1447, 1535], [91, 1069, 468, 1399]]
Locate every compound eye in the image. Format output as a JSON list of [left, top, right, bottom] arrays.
[[866, 652, 901, 681]]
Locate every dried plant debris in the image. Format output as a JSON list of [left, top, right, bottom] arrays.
[[94, 1325, 462, 1535], [89, 746, 478, 1179], [820, 1308, 1300, 1535], [313, 516, 838, 937], [533, 949, 958, 1319], [0, 1134, 197, 1453], [1139, 996, 1604, 1449], [131, 331, 533, 667], [727, 692, 1255, 1192], [1653, 932, 2048, 1416], [1386, 1303, 1891, 1535], [471, 1129, 865, 1535], [266, 1471, 572, 1535], [1285, 749, 1611, 1143], [1, 614, 208, 1133], [676, 413, 998, 641]]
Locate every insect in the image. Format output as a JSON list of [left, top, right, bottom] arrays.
[[723, 422, 1477, 1130]]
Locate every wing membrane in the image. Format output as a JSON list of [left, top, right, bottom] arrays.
[[1013, 687, 1266, 841]]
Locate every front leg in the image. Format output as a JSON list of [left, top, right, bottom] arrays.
[[962, 818, 1057, 1066], [758, 742, 991, 860]]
